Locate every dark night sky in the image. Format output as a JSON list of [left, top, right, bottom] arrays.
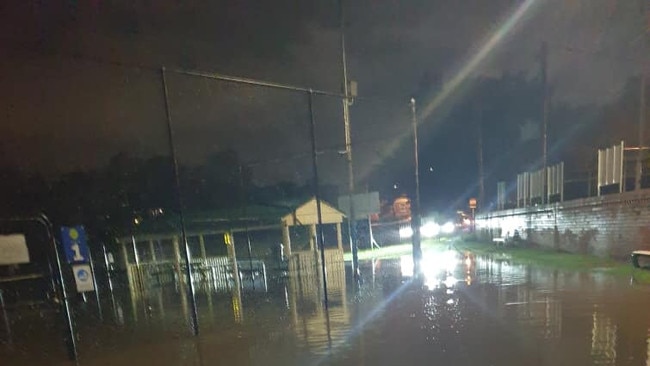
[[0, 0, 647, 211]]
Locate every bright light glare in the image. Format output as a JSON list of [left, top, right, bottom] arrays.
[[420, 222, 440, 238], [418, 0, 539, 122], [399, 226, 413, 239], [401, 250, 459, 282], [421, 250, 459, 289], [421, 251, 457, 273], [400, 255, 414, 277], [401, 222, 442, 238], [441, 221, 455, 234], [444, 276, 457, 288]]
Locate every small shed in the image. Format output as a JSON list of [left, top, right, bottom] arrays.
[[281, 197, 345, 255]]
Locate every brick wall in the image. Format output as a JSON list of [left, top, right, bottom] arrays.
[[476, 190, 650, 259]]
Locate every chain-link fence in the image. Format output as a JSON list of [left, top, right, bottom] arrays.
[[1, 60, 425, 361]]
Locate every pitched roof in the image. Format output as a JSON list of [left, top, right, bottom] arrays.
[[281, 197, 345, 226]]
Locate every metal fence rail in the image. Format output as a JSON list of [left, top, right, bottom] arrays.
[[127, 256, 273, 293]]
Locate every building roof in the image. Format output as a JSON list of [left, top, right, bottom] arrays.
[[281, 197, 345, 226]]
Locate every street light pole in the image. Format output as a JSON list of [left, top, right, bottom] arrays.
[[477, 101, 485, 207], [307, 91, 329, 308], [161, 67, 200, 336], [636, 7, 648, 190], [636, 73, 646, 190], [541, 41, 549, 204], [410, 98, 422, 274], [339, 0, 358, 277]]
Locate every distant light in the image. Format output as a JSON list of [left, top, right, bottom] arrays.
[[441, 221, 455, 234], [420, 250, 459, 289], [393, 183, 398, 189], [133, 217, 140, 225], [149, 208, 165, 217], [420, 222, 440, 238], [444, 276, 457, 288], [400, 255, 414, 277], [399, 226, 413, 238], [429, 167, 433, 172]]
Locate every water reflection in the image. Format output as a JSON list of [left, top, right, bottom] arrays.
[[376, 249, 649, 365], [591, 308, 617, 365], [3, 247, 650, 365], [647, 328, 650, 366]]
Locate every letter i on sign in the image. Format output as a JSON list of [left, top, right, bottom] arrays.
[[71, 243, 84, 261], [69, 228, 85, 261]]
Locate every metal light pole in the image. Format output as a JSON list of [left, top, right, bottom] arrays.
[[161, 67, 200, 336], [238, 165, 255, 289], [477, 102, 485, 207], [308, 91, 329, 308], [410, 98, 422, 273], [636, 73, 646, 190], [636, 8, 648, 191], [541, 42, 549, 204], [339, 0, 358, 277]]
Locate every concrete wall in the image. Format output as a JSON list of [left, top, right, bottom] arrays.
[[476, 190, 650, 259]]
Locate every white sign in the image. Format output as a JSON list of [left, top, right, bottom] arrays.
[[338, 192, 380, 220], [0, 234, 30, 265], [72, 264, 95, 292], [597, 141, 625, 194]]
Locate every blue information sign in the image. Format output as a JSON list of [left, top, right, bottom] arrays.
[[60, 226, 90, 263]]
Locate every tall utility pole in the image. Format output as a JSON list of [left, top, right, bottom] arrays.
[[636, 73, 646, 190], [410, 98, 422, 273], [161, 67, 199, 336], [636, 1, 648, 191], [340, 0, 358, 276], [477, 101, 485, 208], [308, 91, 329, 308], [540, 42, 549, 204]]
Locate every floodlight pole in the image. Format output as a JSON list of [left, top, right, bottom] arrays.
[[161, 67, 199, 336], [307, 90, 329, 308], [339, 0, 359, 277], [410, 98, 422, 274]]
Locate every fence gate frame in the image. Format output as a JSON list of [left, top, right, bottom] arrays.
[[0, 214, 77, 360]]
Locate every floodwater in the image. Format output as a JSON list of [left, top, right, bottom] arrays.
[[3, 247, 650, 366]]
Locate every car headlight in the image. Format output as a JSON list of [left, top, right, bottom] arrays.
[[441, 221, 455, 234], [420, 222, 440, 238], [399, 226, 414, 238]]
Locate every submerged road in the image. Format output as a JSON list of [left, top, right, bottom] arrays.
[[2, 247, 650, 365]]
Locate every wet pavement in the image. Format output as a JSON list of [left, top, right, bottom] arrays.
[[3, 247, 650, 365]]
